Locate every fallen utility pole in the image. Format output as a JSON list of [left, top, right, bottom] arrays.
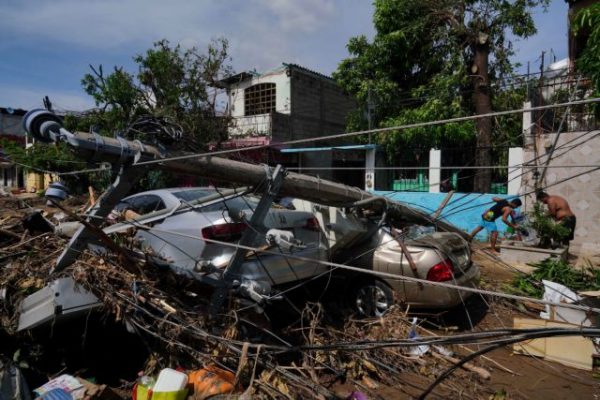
[[23, 109, 467, 274], [157, 157, 464, 236]]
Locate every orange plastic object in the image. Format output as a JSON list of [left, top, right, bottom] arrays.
[[187, 366, 235, 399]]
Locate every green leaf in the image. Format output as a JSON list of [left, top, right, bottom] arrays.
[[335, 0, 549, 189]]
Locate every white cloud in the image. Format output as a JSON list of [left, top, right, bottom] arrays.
[[0, 0, 335, 51], [255, 0, 336, 33], [0, 0, 345, 61]]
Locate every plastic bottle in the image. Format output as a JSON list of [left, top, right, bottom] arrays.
[[153, 368, 188, 392], [139, 374, 155, 388], [135, 372, 155, 400], [407, 317, 430, 356]]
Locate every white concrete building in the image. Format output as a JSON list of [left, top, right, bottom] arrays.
[[216, 64, 378, 187], [217, 63, 355, 144]]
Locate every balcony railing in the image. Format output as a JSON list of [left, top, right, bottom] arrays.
[[535, 73, 598, 133], [228, 113, 272, 137]]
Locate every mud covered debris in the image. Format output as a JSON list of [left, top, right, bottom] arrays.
[[1, 193, 597, 399]]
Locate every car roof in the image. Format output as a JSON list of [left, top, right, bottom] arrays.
[[122, 187, 214, 200], [164, 187, 215, 193]]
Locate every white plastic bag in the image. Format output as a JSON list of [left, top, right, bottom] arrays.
[[539, 280, 581, 320]]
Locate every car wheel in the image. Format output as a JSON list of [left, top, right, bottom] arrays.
[[353, 279, 394, 317]]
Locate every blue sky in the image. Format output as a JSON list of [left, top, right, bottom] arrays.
[[0, 0, 568, 112]]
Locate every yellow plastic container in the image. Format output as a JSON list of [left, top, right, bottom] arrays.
[[135, 386, 188, 400], [151, 390, 188, 400]]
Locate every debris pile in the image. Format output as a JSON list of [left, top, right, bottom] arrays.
[[0, 194, 503, 399]]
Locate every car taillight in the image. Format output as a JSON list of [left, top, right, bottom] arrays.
[[201, 222, 247, 242], [304, 217, 321, 231], [426, 259, 454, 282]]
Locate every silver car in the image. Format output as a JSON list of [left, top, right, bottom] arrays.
[[112, 187, 329, 286], [19, 190, 480, 330]]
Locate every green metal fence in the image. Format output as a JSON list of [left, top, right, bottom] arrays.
[[393, 170, 429, 192], [392, 170, 506, 193], [490, 183, 508, 194]]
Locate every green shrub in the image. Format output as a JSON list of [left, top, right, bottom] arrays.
[[512, 258, 600, 298], [529, 203, 571, 248]]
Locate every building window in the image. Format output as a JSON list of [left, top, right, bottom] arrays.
[[245, 83, 276, 116]]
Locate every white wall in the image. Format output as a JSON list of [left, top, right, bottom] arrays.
[[507, 147, 523, 195], [228, 68, 291, 118], [522, 130, 600, 255], [365, 148, 375, 191], [429, 149, 441, 193]]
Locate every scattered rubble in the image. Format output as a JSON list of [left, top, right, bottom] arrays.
[[1, 192, 599, 399], [0, 193, 489, 399]]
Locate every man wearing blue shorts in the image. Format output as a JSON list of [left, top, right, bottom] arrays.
[[468, 197, 522, 253]]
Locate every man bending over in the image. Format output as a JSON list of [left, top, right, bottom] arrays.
[[469, 197, 522, 253]]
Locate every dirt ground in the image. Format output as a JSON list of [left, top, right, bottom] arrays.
[[331, 247, 600, 399], [458, 247, 600, 399]]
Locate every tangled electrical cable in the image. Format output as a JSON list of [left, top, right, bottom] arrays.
[[122, 115, 183, 147], [264, 327, 600, 353]]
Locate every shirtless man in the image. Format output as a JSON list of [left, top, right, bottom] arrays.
[[536, 191, 576, 245]]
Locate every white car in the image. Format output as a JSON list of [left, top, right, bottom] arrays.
[[112, 187, 329, 285]]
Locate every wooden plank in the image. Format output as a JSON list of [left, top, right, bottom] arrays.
[[430, 351, 491, 380], [513, 317, 546, 357], [513, 317, 595, 370], [579, 290, 600, 298], [545, 321, 596, 370]]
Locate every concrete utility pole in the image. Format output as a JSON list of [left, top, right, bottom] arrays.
[[23, 109, 468, 270], [24, 109, 464, 223]]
